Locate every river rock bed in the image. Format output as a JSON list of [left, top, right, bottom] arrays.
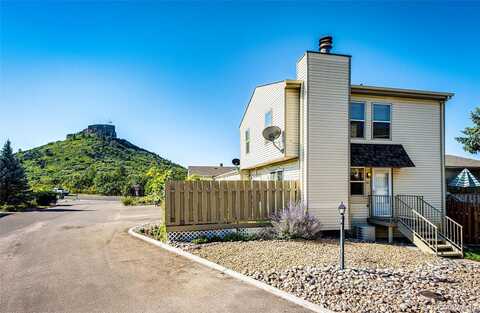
[[178, 239, 480, 313]]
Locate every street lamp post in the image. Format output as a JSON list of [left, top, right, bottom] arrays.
[[338, 201, 346, 270]]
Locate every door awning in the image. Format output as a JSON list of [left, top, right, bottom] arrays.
[[351, 143, 415, 168]]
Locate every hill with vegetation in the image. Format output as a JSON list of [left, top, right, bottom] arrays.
[[16, 125, 186, 195]]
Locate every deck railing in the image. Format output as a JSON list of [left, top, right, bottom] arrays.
[[396, 196, 439, 254], [369, 195, 463, 253], [397, 195, 463, 254], [369, 194, 463, 255], [368, 195, 394, 218]]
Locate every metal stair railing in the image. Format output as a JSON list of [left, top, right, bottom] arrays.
[[395, 196, 439, 254], [396, 195, 463, 255]]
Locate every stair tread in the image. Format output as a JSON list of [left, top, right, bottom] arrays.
[[437, 251, 463, 257]]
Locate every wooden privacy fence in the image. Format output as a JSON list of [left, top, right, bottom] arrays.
[[451, 193, 480, 204], [165, 180, 300, 231], [447, 195, 480, 244]]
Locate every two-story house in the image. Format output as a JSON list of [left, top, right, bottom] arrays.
[[235, 37, 462, 256]]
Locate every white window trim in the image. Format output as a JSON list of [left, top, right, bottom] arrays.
[[372, 103, 392, 140], [350, 167, 366, 196], [350, 101, 366, 139], [264, 109, 273, 145], [264, 109, 273, 128], [245, 129, 251, 154], [270, 169, 284, 181]]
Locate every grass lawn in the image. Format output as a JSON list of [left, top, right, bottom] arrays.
[[465, 248, 480, 262]]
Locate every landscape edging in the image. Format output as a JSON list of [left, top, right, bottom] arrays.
[[128, 226, 334, 313]]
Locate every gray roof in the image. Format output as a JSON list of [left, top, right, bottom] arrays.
[[351, 143, 415, 168], [445, 154, 480, 168], [188, 166, 236, 177]]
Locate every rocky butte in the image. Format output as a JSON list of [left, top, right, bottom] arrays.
[[67, 124, 117, 140]]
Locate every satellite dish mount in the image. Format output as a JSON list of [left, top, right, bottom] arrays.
[[262, 126, 284, 153]]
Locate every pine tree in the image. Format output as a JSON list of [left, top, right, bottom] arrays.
[[0, 140, 31, 206], [456, 107, 480, 154]]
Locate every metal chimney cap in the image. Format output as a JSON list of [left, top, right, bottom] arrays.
[[319, 36, 333, 54]]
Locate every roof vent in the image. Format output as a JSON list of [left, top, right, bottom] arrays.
[[319, 36, 333, 54]]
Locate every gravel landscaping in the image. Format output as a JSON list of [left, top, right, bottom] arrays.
[[177, 239, 480, 313]]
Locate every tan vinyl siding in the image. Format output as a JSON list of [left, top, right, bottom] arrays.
[[249, 160, 300, 181], [240, 82, 285, 169], [304, 52, 351, 230], [285, 87, 300, 157], [215, 173, 241, 181], [351, 95, 443, 209]]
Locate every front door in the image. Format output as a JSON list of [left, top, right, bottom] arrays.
[[372, 168, 392, 217]]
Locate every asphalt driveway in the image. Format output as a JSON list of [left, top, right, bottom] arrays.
[[0, 200, 311, 313]]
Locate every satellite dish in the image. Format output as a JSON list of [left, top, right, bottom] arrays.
[[232, 158, 240, 166], [262, 126, 282, 142]]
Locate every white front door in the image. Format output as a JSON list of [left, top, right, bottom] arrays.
[[372, 168, 392, 217]]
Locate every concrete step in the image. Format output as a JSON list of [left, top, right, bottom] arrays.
[[437, 250, 463, 258], [436, 244, 454, 252]]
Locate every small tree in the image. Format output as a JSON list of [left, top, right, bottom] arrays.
[[456, 107, 480, 154], [0, 140, 31, 206], [144, 167, 173, 203], [185, 174, 202, 181]]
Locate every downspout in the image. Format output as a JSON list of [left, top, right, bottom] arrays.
[[441, 100, 446, 213]]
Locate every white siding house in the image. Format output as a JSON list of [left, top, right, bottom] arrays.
[[237, 38, 453, 238]]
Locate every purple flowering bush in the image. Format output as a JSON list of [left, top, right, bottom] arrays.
[[270, 202, 322, 240]]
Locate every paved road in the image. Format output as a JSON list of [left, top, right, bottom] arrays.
[[0, 200, 311, 313]]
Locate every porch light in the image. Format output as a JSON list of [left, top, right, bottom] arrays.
[[338, 201, 346, 270], [338, 201, 346, 215]]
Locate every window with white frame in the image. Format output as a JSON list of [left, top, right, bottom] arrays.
[[245, 129, 250, 154], [350, 167, 365, 195], [350, 102, 365, 138], [270, 170, 284, 181], [264, 109, 273, 128], [372, 104, 391, 139]]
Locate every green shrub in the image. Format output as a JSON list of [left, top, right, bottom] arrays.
[[33, 191, 58, 206], [191, 236, 209, 244], [139, 224, 167, 242], [122, 196, 134, 206], [222, 232, 256, 242], [121, 196, 159, 206], [190, 232, 257, 244], [1, 203, 29, 212]]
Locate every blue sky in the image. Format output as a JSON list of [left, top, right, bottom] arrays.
[[1, 1, 479, 167]]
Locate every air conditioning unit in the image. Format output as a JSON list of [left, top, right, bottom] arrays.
[[355, 224, 376, 242]]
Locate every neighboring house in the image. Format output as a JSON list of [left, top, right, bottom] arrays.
[[446, 154, 480, 192], [236, 37, 462, 256], [214, 169, 241, 181], [187, 164, 236, 180]]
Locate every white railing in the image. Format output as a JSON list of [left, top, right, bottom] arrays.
[[396, 195, 463, 255], [396, 196, 439, 254], [443, 216, 464, 254]]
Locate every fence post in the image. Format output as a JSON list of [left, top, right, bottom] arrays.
[[165, 181, 171, 226], [174, 181, 181, 225]]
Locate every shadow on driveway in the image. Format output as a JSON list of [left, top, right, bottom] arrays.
[[0, 212, 12, 219], [22, 207, 95, 213]]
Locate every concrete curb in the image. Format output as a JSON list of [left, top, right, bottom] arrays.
[[128, 226, 334, 313]]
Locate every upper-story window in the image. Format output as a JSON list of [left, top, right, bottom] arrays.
[[264, 110, 273, 128], [245, 129, 251, 154], [372, 104, 391, 139], [350, 102, 365, 138]]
